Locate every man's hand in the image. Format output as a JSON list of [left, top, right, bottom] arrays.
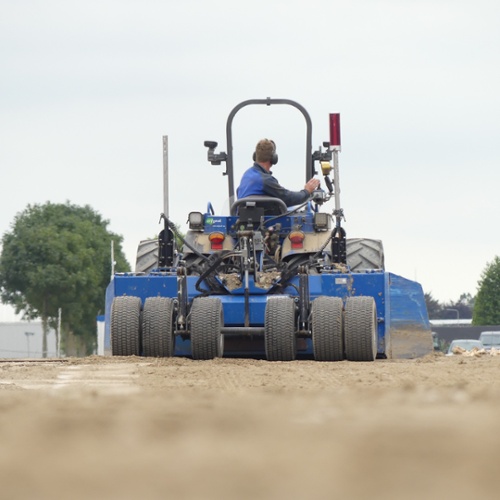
[[304, 178, 321, 194]]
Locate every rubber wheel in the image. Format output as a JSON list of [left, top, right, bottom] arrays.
[[312, 296, 344, 361], [344, 296, 377, 361], [142, 297, 175, 357], [190, 297, 224, 360], [111, 296, 142, 356], [135, 239, 159, 274], [346, 238, 385, 271], [264, 296, 297, 361]]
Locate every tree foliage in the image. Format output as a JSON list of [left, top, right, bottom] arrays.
[[473, 256, 500, 325], [424, 292, 442, 318], [425, 292, 474, 320], [0, 202, 130, 353]]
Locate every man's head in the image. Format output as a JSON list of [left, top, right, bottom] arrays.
[[254, 139, 278, 165]]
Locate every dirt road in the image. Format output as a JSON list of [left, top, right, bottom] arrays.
[[1, 354, 500, 499]]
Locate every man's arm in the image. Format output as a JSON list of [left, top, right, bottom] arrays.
[[262, 175, 312, 207]]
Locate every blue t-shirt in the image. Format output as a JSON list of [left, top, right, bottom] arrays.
[[236, 163, 309, 207]]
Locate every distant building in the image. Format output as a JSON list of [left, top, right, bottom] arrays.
[[430, 319, 500, 345], [0, 322, 57, 358], [430, 319, 472, 327]]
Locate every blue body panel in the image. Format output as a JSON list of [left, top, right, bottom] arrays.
[[205, 213, 317, 236], [104, 270, 431, 358], [384, 273, 432, 358]]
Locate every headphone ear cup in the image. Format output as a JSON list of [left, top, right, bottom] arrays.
[[270, 139, 278, 165], [252, 151, 256, 161]]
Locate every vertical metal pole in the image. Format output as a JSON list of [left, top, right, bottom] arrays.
[[24, 331, 34, 357], [163, 136, 169, 218], [57, 308, 61, 358], [332, 149, 341, 221], [329, 112, 346, 263], [110, 240, 115, 278], [161, 135, 174, 268]]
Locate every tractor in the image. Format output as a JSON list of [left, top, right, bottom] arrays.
[[105, 98, 433, 361]]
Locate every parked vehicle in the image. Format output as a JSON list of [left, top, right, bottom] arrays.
[[446, 339, 484, 356], [478, 331, 500, 351]]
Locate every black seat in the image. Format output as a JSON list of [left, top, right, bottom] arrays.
[[230, 196, 288, 216]]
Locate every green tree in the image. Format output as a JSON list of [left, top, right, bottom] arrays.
[[0, 202, 130, 355], [425, 292, 442, 319], [473, 256, 500, 325]]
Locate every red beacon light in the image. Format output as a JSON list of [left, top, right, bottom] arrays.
[[329, 113, 341, 150]]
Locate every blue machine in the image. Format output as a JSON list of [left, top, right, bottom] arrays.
[[105, 98, 433, 361]]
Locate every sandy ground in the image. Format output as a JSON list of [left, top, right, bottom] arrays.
[[1, 354, 500, 500]]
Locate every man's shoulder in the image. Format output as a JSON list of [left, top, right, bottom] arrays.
[[252, 163, 267, 172]]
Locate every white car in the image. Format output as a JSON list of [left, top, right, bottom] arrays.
[[446, 339, 484, 356], [478, 331, 500, 351]]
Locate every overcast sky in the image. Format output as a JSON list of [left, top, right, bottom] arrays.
[[1, 0, 499, 321]]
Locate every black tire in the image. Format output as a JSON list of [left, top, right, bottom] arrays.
[[346, 238, 384, 271], [135, 239, 159, 274], [111, 296, 142, 356], [142, 297, 175, 357], [264, 296, 297, 361], [190, 297, 224, 360], [344, 296, 378, 361], [312, 296, 344, 361]]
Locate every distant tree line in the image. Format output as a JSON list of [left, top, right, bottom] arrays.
[[425, 292, 474, 320]]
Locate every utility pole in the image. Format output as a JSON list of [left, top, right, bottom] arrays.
[[24, 331, 34, 358]]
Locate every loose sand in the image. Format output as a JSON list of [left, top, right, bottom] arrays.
[[1, 354, 499, 499]]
